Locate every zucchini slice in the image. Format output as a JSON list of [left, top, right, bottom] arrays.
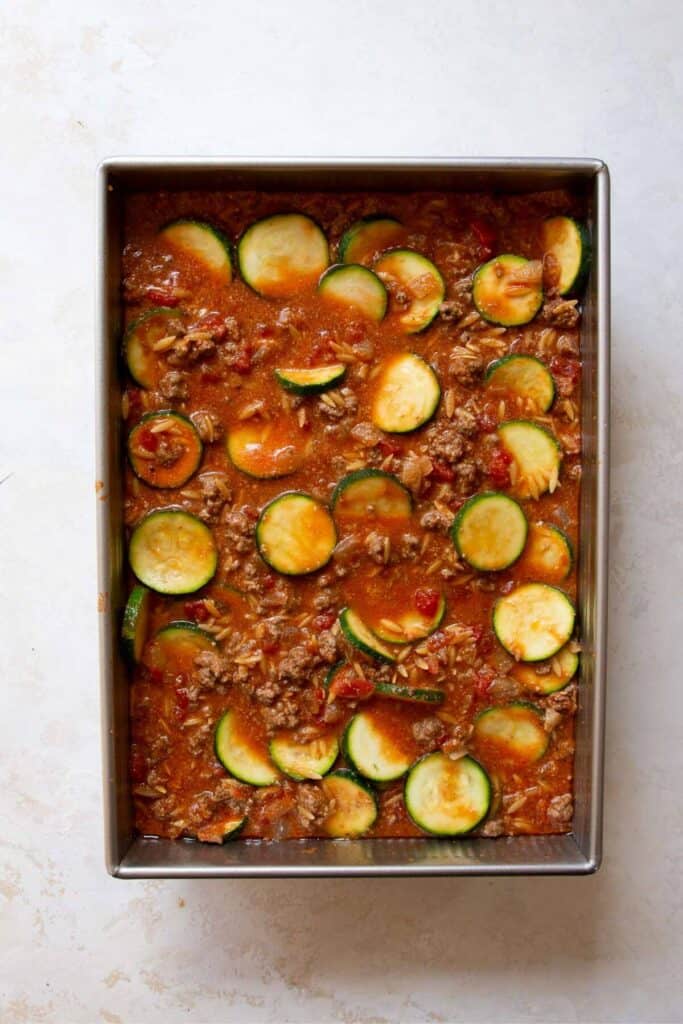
[[127, 411, 203, 489], [269, 732, 339, 781], [452, 492, 528, 572], [338, 608, 397, 663], [195, 815, 246, 844], [485, 354, 555, 412], [129, 508, 217, 595], [497, 420, 562, 499], [339, 216, 404, 265], [369, 594, 446, 645], [321, 770, 378, 837], [274, 363, 346, 395], [493, 583, 576, 662], [374, 249, 445, 333], [375, 681, 445, 704], [159, 219, 232, 282], [540, 216, 590, 296], [512, 645, 579, 695], [474, 704, 548, 763], [371, 352, 441, 433], [332, 470, 412, 523], [518, 522, 573, 582], [405, 753, 491, 836], [343, 711, 414, 782], [153, 620, 216, 664], [237, 213, 329, 297], [121, 584, 151, 663], [214, 710, 278, 786], [472, 254, 543, 327], [318, 264, 387, 320], [124, 307, 180, 389], [256, 492, 336, 576], [226, 417, 306, 479]]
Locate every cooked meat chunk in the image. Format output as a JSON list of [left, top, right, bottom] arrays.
[[350, 421, 382, 447], [191, 410, 223, 443], [420, 507, 453, 532], [167, 331, 216, 366], [277, 645, 317, 683], [412, 716, 445, 747], [295, 784, 331, 828], [261, 693, 301, 731], [399, 453, 433, 495], [450, 407, 479, 436], [541, 682, 578, 716], [425, 421, 467, 464], [547, 793, 573, 823], [149, 795, 177, 821], [538, 297, 581, 328], [399, 533, 420, 559], [556, 333, 580, 357], [221, 505, 256, 553], [158, 370, 189, 400], [191, 651, 232, 694], [487, 676, 521, 701], [449, 347, 485, 385], [314, 589, 337, 611], [197, 473, 232, 523], [365, 530, 390, 565], [316, 629, 339, 664], [318, 387, 358, 420]]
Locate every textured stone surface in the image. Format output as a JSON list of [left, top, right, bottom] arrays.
[[1, 1, 682, 1021]]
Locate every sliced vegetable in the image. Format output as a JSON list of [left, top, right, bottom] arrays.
[[237, 213, 329, 297], [324, 662, 376, 701], [472, 254, 543, 327], [474, 704, 549, 763], [540, 215, 590, 296], [269, 733, 339, 780], [374, 249, 445, 333], [321, 770, 378, 837], [375, 681, 445, 704], [331, 470, 412, 523], [159, 219, 232, 282], [497, 420, 562, 499], [124, 307, 180, 389], [369, 593, 446, 645], [318, 264, 387, 320], [371, 353, 440, 433], [405, 753, 491, 836], [452, 492, 528, 572], [493, 583, 576, 662], [512, 645, 579, 695], [274, 363, 346, 395], [256, 492, 336, 575], [121, 584, 151, 663], [127, 411, 203, 489], [518, 522, 573, 582], [338, 608, 397, 663], [343, 711, 414, 782], [153, 620, 216, 665], [195, 815, 246, 844], [214, 710, 278, 786], [227, 417, 306, 478], [339, 216, 404, 264], [129, 508, 217, 595], [485, 354, 555, 412]]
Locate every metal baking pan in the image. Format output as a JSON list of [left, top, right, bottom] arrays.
[[97, 158, 609, 877]]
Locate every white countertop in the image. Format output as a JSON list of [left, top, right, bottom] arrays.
[[2, 1, 682, 1021]]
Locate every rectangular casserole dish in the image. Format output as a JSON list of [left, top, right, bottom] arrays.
[[97, 157, 609, 877]]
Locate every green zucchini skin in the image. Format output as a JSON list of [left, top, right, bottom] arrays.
[[338, 216, 404, 264], [159, 218, 233, 280], [540, 215, 591, 296], [237, 213, 329, 297], [493, 583, 576, 662], [127, 410, 203, 489], [374, 682, 445, 704], [331, 469, 412, 521], [451, 492, 528, 572], [374, 249, 445, 333], [128, 508, 218, 595], [404, 753, 491, 836], [472, 254, 543, 327], [214, 710, 279, 787], [274, 363, 346, 395], [369, 594, 446, 645], [194, 815, 247, 844], [318, 263, 388, 320], [485, 354, 556, 412], [321, 770, 378, 837], [123, 307, 180, 389], [268, 733, 339, 781], [121, 584, 151, 663], [338, 608, 397, 663], [255, 492, 337, 576], [371, 352, 441, 433], [343, 712, 414, 782]]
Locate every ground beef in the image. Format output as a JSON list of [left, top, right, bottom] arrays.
[[399, 453, 433, 495], [190, 410, 223, 443], [149, 795, 177, 821], [425, 421, 467, 464], [158, 370, 189, 400], [420, 507, 453, 532], [261, 693, 301, 731], [316, 629, 339, 663], [547, 793, 573, 823], [556, 333, 580, 357], [487, 676, 522, 701], [197, 473, 232, 523], [365, 530, 389, 565], [153, 436, 185, 467], [449, 348, 485, 385], [399, 533, 420, 559], [294, 784, 331, 828], [256, 581, 295, 613], [538, 297, 581, 328], [450, 407, 479, 436], [350, 421, 382, 447], [221, 505, 256, 553], [187, 721, 213, 757], [318, 387, 358, 420], [277, 645, 318, 683], [191, 651, 232, 695], [451, 458, 480, 495], [541, 682, 578, 716], [439, 282, 472, 322], [167, 332, 216, 366], [314, 589, 337, 611], [412, 716, 445, 747]]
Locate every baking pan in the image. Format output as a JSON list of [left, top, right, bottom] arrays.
[[96, 158, 609, 877]]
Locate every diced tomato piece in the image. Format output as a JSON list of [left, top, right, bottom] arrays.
[[184, 599, 209, 623], [174, 684, 190, 720], [378, 437, 402, 458], [427, 630, 447, 652], [328, 670, 375, 701], [431, 460, 455, 482], [488, 447, 513, 488], [200, 369, 222, 384], [129, 749, 147, 783], [147, 667, 163, 685], [192, 311, 226, 337], [475, 667, 495, 698], [146, 286, 181, 307], [313, 611, 336, 632], [261, 572, 276, 591], [469, 217, 497, 256], [477, 409, 498, 433], [137, 426, 159, 453], [414, 588, 440, 618], [261, 637, 280, 655], [125, 389, 144, 421], [550, 355, 581, 385], [232, 344, 253, 374]]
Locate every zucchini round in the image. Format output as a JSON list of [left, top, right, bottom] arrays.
[[237, 213, 329, 297], [121, 584, 151, 663], [374, 249, 445, 333], [195, 815, 247, 844], [519, 522, 573, 582], [226, 417, 306, 479], [512, 645, 579, 695], [452, 492, 528, 572], [405, 753, 491, 836], [371, 352, 441, 433], [540, 215, 590, 296], [123, 307, 180, 389], [485, 354, 555, 412], [154, 620, 216, 664], [331, 469, 412, 523], [256, 492, 336, 576], [159, 219, 232, 282], [127, 411, 203, 489], [129, 508, 217, 595], [274, 363, 346, 395], [339, 216, 404, 265], [269, 732, 339, 781], [318, 264, 387, 320], [214, 710, 278, 786], [369, 593, 446, 645], [321, 770, 378, 837], [338, 608, 397, 663], [498, 420, 562, 499], [472, 254, 543, 327], [375, 681, 445, 704], [493, 583, 576, 662], [343, 711, 414, 782], [474, 703, 548, 763]]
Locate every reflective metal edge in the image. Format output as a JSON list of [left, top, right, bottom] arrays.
[[96, 158, 610, 878]]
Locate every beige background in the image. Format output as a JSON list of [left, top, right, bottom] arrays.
[[2, 1, 682, 1021]]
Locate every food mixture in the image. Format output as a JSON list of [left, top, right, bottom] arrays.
[[121, 186, 587, 843]]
